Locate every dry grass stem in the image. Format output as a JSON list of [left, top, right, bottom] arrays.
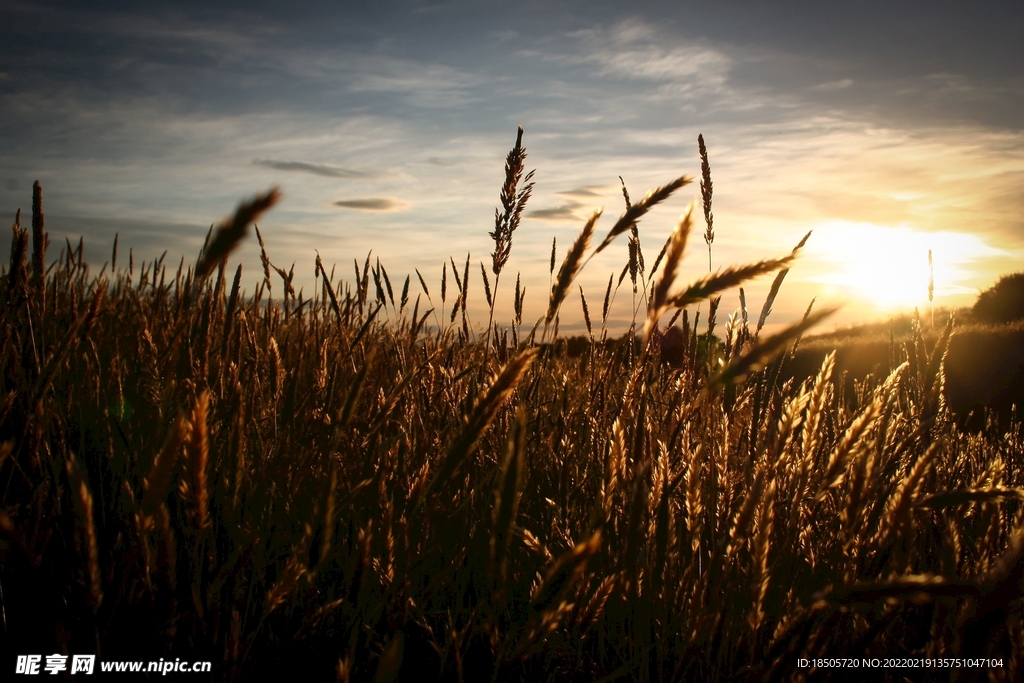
[[3, 149, 1021, 681]]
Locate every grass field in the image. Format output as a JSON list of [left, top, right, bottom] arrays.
[[789, 317, 1024, 434], [1, 133, 1022, 682]]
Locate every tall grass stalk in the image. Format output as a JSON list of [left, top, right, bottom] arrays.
[[0, 141, 1021, 682]]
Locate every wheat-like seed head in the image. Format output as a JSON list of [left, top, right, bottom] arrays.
[[575, 574, 617, 634], [646, 199, 696, 341], [196, 188, 280, 280], [712, 308, 836, 389], [531, 531, 602, 613], [142, 415, 187, 518], [185, 391, 211, 531], [816, 394, 886, 501], [547, 209, 602, 326], [579, 285, 593, 339], [596, 175, 692, 254], [268, 337, 283, 403], [80, 480, 102, 612], [749, 479, 775, 635], [264, 526, 311, 616], [67, 453, 103, 612], [31, 181, 47, 301]]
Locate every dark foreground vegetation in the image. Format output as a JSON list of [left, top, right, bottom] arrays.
[[2, 134, 1023, 682]]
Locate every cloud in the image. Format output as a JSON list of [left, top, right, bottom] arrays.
[[530, 186, 609, 222], [528, 203, 585, 222], [812, 79, 854, 91], [923, 72, 975, 94], [253, 159, 378, 179], [344, 58, 485, 108], [548, 19, 731, 92], [333, 197, 408, 211], [555, 186, 608, 199], [489, 30, 519, 42]]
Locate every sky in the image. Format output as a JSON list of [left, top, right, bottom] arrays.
[[2, 0, 1022, 336]]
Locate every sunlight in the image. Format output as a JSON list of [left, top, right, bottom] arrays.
[[803, 221, 1003, 312]]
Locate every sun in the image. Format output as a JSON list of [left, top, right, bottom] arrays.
[[803, 221, 998, 313]]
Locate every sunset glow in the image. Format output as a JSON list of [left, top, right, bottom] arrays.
[[804, 221, 1008, 312], [1, 2, 1021, 332]]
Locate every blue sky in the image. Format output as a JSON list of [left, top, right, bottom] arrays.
[[2, 0, 1022, 333]]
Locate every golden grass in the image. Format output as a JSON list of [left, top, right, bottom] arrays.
[[0, 133, 1022, 681]]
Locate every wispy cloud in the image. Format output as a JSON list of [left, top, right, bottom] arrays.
[[333, 197, 409, 211], [489, 30, 519, 43], [341, 57, 485, 109], [812, 79, 854, 91], [556, 186, 609, 199], [528, 204, 584, 222], [527, 185, 611, 222], [541, 20, 731, 97], [253, 159, 378, 179]]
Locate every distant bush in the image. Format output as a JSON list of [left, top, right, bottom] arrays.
[[973, 272, 1024, 323]]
